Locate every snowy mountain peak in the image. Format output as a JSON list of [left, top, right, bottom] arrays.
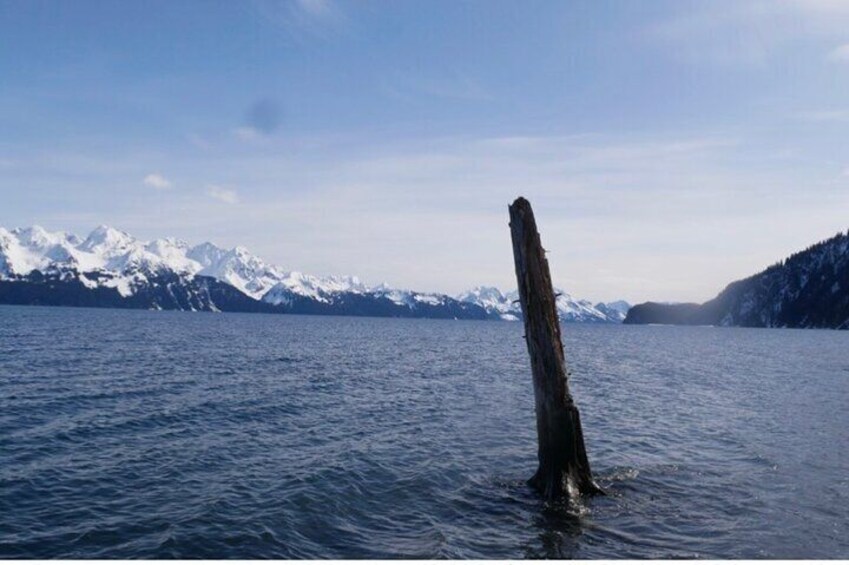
[[188, 243, 284, 299], [458, 285, 630, 323], [185, 241, 226, 266], [457, 285, 506, 303], [1, 224, 630, 323], [80, 225, 136, 254], [12, 225, 49, 243], [456, 286, 513, 317], [263, 271, 368, 304], [12, 225, 79, 249], [1, 225, 89, 276]]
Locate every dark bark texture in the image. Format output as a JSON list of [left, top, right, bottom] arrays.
[[509, 197, 602, 500]]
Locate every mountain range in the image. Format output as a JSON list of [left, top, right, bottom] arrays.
[[0, 225, 628, 323], [625, 230, 849, 330]]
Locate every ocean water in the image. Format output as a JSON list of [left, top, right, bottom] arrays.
[[1, 305, 847, 559]]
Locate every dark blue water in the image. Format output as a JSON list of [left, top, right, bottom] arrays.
[[1, 305, 847, 558]]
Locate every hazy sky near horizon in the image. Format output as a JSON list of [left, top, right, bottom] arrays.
[[2, 0, 849, 303]]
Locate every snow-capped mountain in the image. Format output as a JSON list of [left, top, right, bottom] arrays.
[[594, 300, 631, 323], [0, 225, 629, 321], [457, 285, 630, 323], [0, 225, 486, 318], [0, 226, 375, 303], [456, 286, 520, 321]]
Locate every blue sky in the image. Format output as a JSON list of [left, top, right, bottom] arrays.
[[2, 0, 849, 303]]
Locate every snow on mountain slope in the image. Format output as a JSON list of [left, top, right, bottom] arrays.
[[553, 291, 614, 323], [187, 243, 286, 299], [458, 285, 629, 323], [456, 286, 519, 320], [0, 226, 91, 275], [1, 226, 206, 296], [78, 225, 135, 256], [369, 283, 456, 309], [0, 225, 369, 302], [262, 272, 367, 305], [595, 300, 631, 322], [457, 286, 510, 310], [1, 225, 628, 321]]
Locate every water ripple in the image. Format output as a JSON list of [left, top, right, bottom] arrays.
[[1, 307, 848, 558]]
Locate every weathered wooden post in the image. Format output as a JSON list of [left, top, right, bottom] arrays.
[[509, 197, 603, 500]]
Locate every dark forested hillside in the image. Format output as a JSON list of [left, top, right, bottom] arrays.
[[625, 230, 849, 330]]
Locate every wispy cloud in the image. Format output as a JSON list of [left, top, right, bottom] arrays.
[[828, 43, 849, 62], [9, 129, 847, 303], [646, 0, 849, 66], [250, 0, 347, 40], [296, 0, 333, 18], [383, 72, 493, 102], [207, 185, 239, 204], [143, 173, 172, 190], [797, 109, 849, 122], [233, 127, 262, 142], [186, 133, 212, 150]]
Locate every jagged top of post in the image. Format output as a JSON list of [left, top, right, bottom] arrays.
[[509, 196, 531, 212], [509, 197, 538, 234]]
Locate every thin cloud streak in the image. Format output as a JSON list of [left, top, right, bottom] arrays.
[[382, 72, 494, 102], [646, 0, 849, 65], [249, 0, 348, 41], [828, 43, 849, 62], [0, 129, 849, 302], [5, 2, 849, 306], [207, 185, 240, 205], [797, 109, 849, 123], [143, 173, 172, 190], [16, 130, 838, 303]]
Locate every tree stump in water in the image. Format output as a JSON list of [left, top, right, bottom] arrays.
[[508, 197, 603, 500]]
